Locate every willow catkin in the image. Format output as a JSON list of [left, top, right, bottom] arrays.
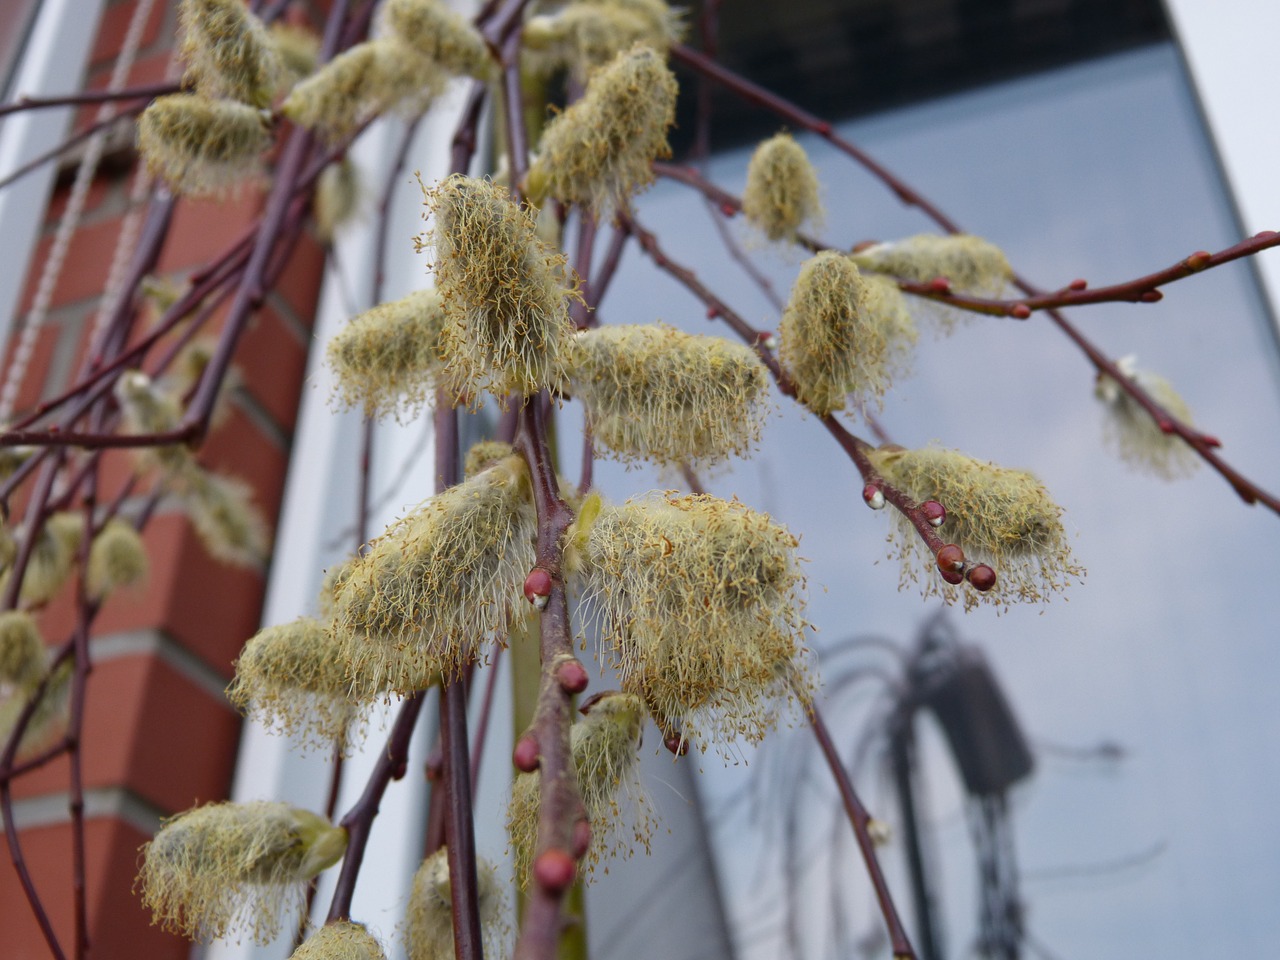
[[178, 0, 281, 107], [567, 323, 770, 466], [1095, 356, 1199, 479], [422, 175, 576, 400], [138, 801, 348, 943], [507, 691, 649, 887], [0, 611, 43, 690], [227, 617, 362, 750], [0, 660, 71, 762], [326, 288, 449, 419], [270, 22, 320, 90], [381, 0, 493, 78], [137, 94, 271, 197], [779, 252, 917, 415], [742, 133, 822, 243], [315, 157, 362, 243], [182, 469, 270, 567], [523, 0, 681, 78], [403, 848, 506, 960], [282, 38, 445, 142], [291, 922, 387, 960], [86, 519, 149, 600], [572, 493, 812, 749], [526, 44, 677, 212], [867, 445, 1083, 609], [332, 456, 537, 699]]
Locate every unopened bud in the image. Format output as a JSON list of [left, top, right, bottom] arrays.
[[863, 484, 885, 510], [920, 500, 946, 527]]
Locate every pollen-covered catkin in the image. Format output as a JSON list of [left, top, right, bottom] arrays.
[[182, 469, 269, 567], [138, 801, 347, 943], [2, 513, 83, 607], [423, 175, 576, 400], [526, 44, 677, 211], [269, 23, 320, 89], [114, 369, 193, 474], [137, 95, 271, 197], [86, 519, 148, 600], [315, 157, 362, 243], [779, 252, 917, 415], [867, 445, 1083, 608], [282, 38, 445, 142], [574, 494, 812, 749], [508, 691, 648, 887], [381, 0, 493, 78], [227, 618, 361, 750], [291, 921, 387, 960], [742, 133, 822, 243], [523, 0, 681, 78], [403, 848, 506, 960], [326, 289, 449, 418], [178, 0, 280, 107], [0, 659, 71, 762], [567, 324, 770, 466], [332, 455, 537, 699], [0, 611, 44, 689], [1095, 356, 1199, 479]]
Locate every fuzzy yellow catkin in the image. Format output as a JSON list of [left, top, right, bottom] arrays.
[[523, 0, 681, 78], [291, 921, 387, 960], [566, 323, 770, 466], [138, 94, 271, 197], [508, 691, 649, 887], [422, 175, 576, 400], [0, 660, 71, 762], [1, 512, 83, 607], [138, 801, 348, 944], [572, 493, 812, 749], [227, 617, 362, 750], [1095, 356, 1199, 479], [282, 37, 445, 142], [0, 445, 35, 481], [182, 469, 270, 567], [114, 369, 194, 476], [403, 848, 506, 960], [0, 611, 44, 690], [86, 519, 149, 600], [332, 455, 537, 699], [526, 44, 677, 212], [742, 133, 823, 243], [315, 157, 362, 243], [270, 23, 321, 90], [179, 0, 281, 107], [867, 445, 1083, 609], [463, 440, 516, 480], [779, 252, 917, 416], [326, 288, 450, 419], [381, 0, 493, 79]]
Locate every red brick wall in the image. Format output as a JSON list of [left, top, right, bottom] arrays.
[[1, 3, 328, 957]]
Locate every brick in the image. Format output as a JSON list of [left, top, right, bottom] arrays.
[[36, 512, 265, 677], [76, 51, 175, 134], [43, 177, 117, 224], [19, 217, 122, 314], [0, 817, 189, 960], [90, 0, 169, 67], [0, 323, 62, 415], [271, 229, 327, 328], [157, 191, 265, 274], [200, 401, 289, 520], [11, 653, 239, 814], [235, 303, 310, 433]]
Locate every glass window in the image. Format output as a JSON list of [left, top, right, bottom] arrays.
[[587, 41, 1280, 960]]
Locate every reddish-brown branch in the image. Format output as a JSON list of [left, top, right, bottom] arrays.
[[325, 696, 426, 922], [0, 108, 144, 193], [511, 400, 585, 960], [808, 700, 916, 960], [622, 213, 951, 565], [653, 93, 1280, 514], [0, 82, 179, 118]]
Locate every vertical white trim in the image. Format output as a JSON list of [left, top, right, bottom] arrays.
[[0, 0, 107, 346], [1163, 0, 1280, 338]]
